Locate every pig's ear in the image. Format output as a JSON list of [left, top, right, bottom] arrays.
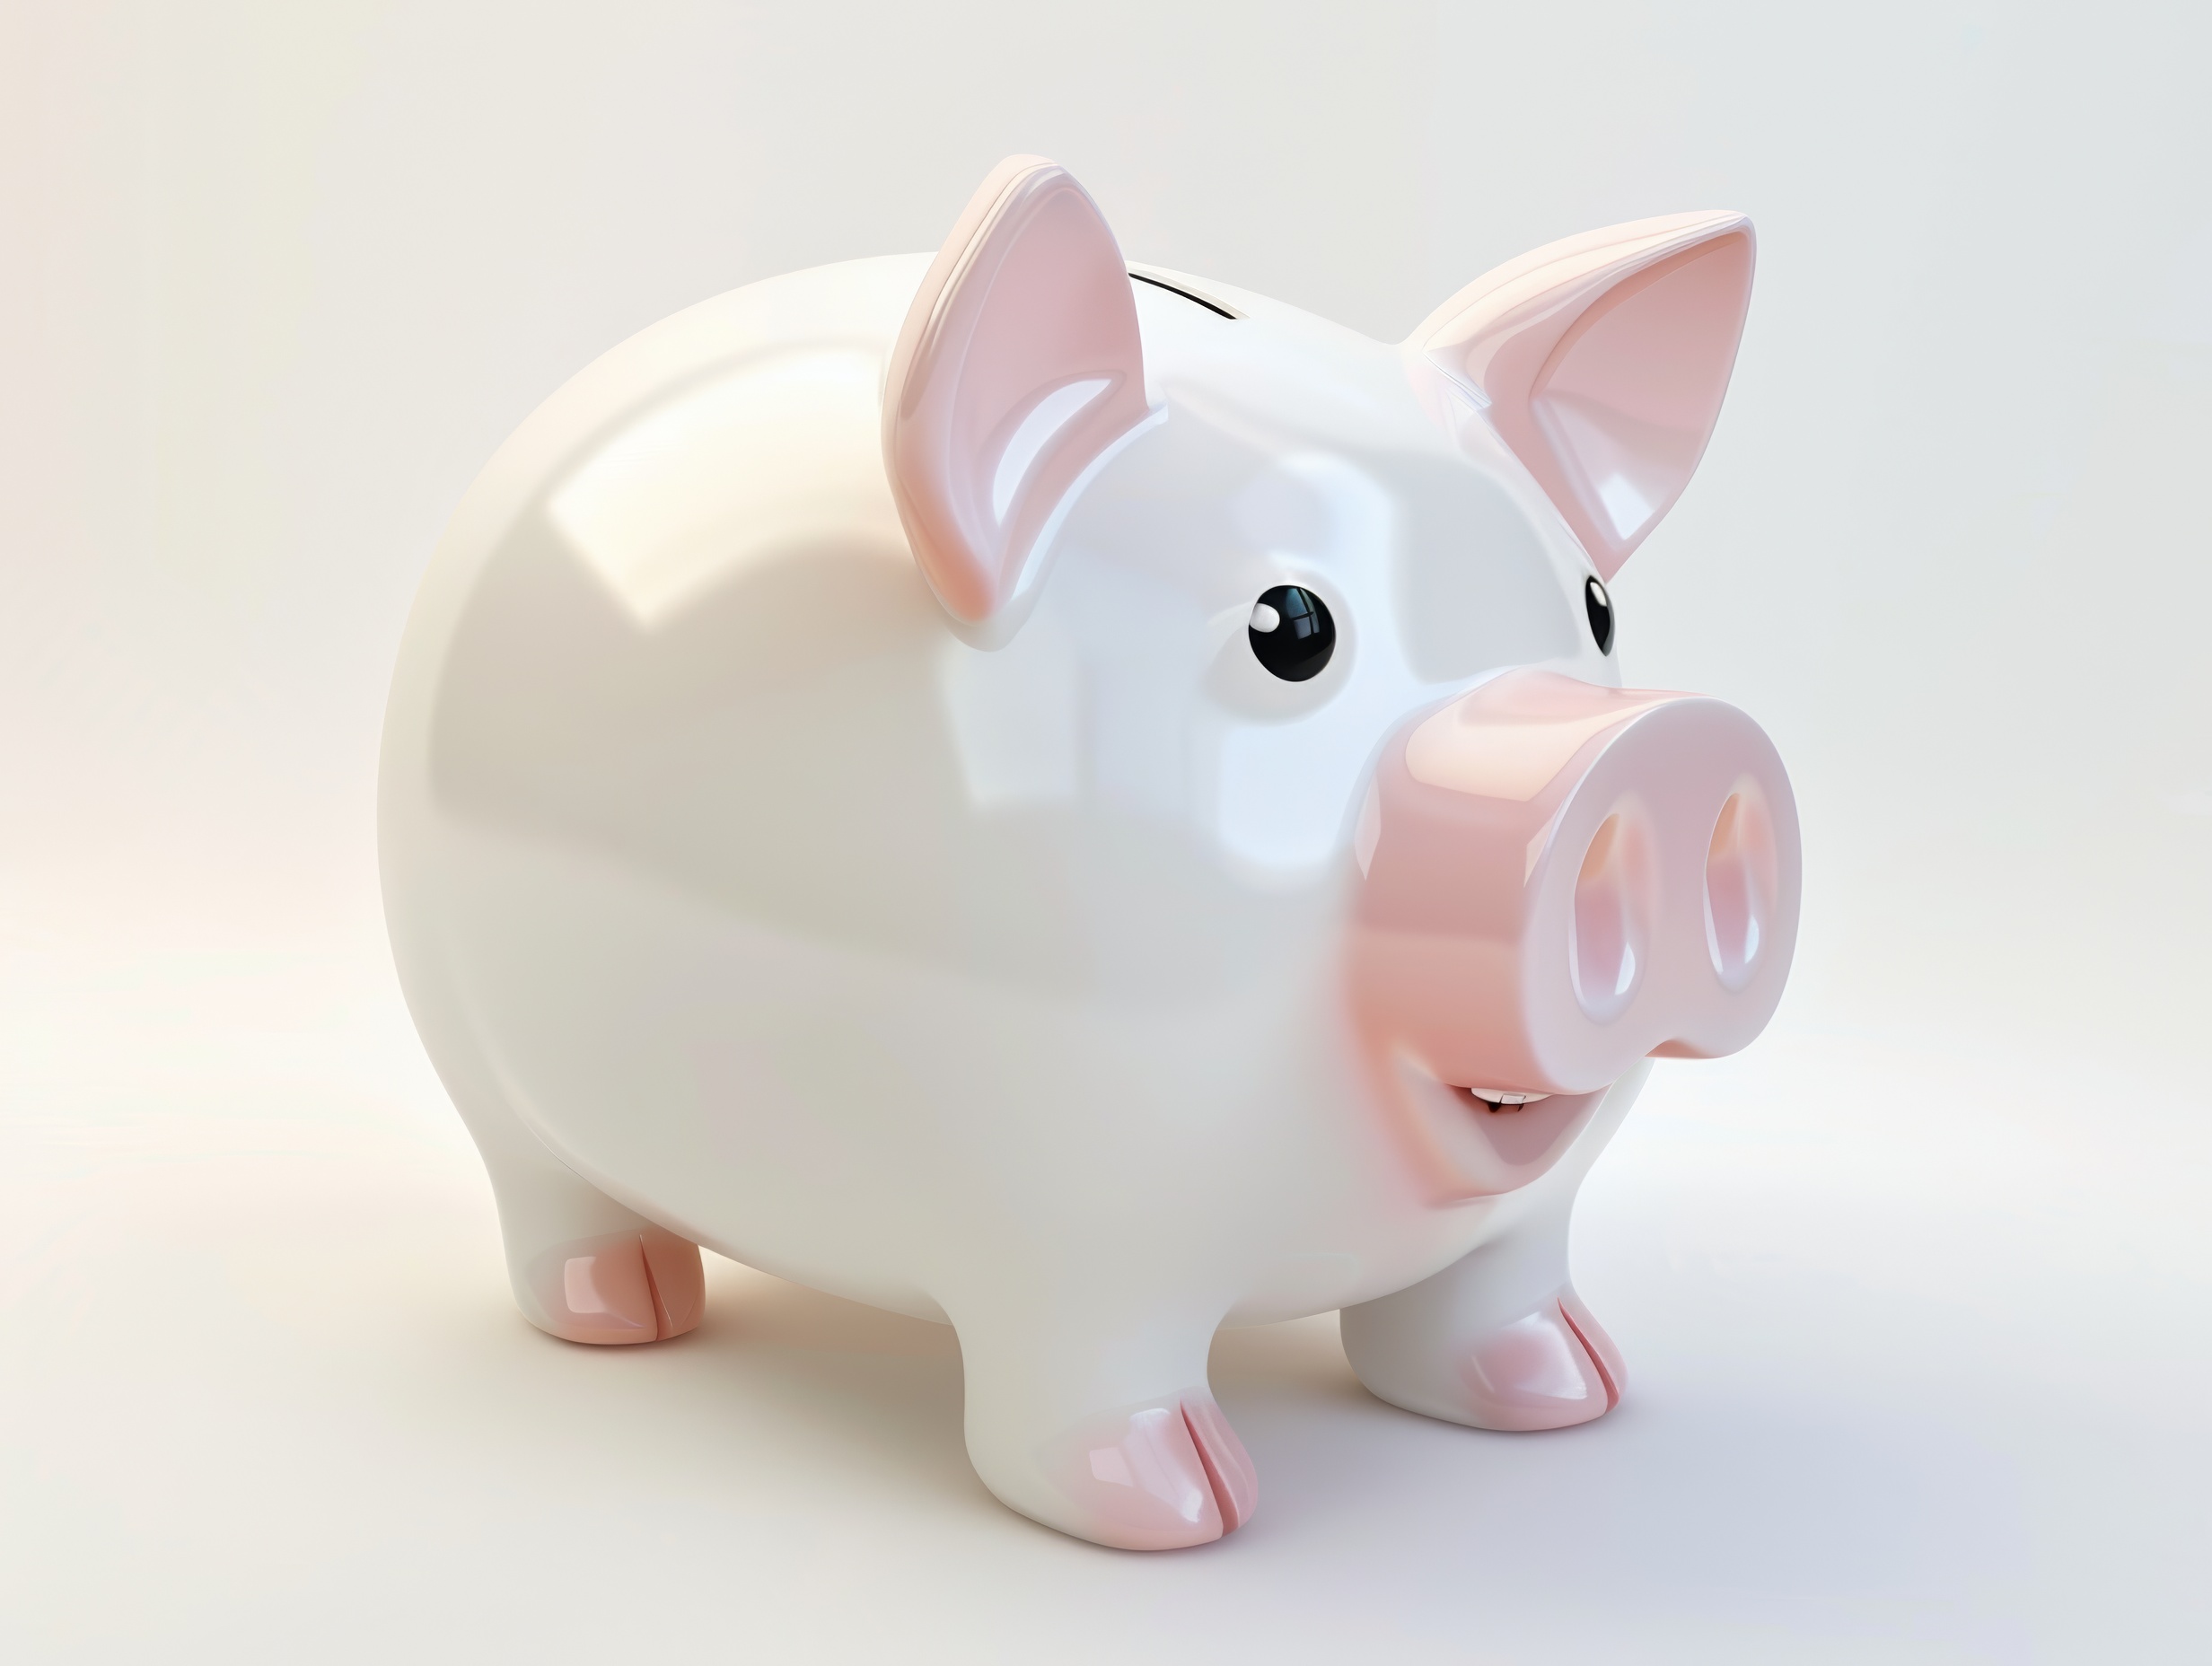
[[883, 155, 1154, 638], [1410, 213, 1753, 579]]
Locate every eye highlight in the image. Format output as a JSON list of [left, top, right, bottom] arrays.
[[1584, 576, 1615, 655], [1249, 585, 1336, 681]]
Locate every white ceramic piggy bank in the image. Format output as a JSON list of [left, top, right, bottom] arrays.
[[381, 156, 1800, 1550]]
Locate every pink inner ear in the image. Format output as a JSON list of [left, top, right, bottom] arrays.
[[1410, 215, 1754, 582], [1530, 234, 1752, 574], [883, 159, 1152, 627]]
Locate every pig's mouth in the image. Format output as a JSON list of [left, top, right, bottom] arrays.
[[1439, 1082, 1597, 1176], [1463, 1089, 1550, 1111], [1382, 1054, 1608, 1199]]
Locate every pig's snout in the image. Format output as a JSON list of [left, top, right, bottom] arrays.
[[1351, 671, 1801, 1098]]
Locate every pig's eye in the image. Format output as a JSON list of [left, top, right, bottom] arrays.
[[1584, 576, 1615, 655], [1249, 585, 1336, 681]]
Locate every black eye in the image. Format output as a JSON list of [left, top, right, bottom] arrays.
[[1584, 576, 1615, 655], [1249, 585, 1336, 681]]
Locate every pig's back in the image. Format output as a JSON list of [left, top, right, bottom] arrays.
[[390, 251, 929, 665]]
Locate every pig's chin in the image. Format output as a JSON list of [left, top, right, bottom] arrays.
[[1388, 1057, 1611, 1201]]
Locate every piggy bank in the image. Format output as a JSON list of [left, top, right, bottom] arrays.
[[381, 156, 1799, 1550]]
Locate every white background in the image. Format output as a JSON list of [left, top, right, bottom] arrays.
[[4, 3, 2207, 1660]]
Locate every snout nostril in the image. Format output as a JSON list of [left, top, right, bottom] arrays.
[[1704, 788, 1778, 992], [1569, 812, 1651, 1022]]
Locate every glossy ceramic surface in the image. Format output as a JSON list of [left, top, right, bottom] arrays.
[[379, 157, 1798, 1550]]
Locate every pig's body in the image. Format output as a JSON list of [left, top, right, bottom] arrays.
[[382, 162, 1795, 1549]]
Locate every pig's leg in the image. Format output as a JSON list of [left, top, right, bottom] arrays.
[[1340, 1063, 1646, 1431], [949, 1294, 1256, 1551], [469, 1111, 706, 1346], [402, 951, 705, 1345]]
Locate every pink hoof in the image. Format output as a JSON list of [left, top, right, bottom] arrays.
[[1181, 1395, 1259, 1531], [524, 1230, 704, 1345], [1460, 1290, 1623, 1431], [1050, 1394, 1258, 1550], [640, 1229, 705, 1338], [1558, 1286, 1626, 1399]]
